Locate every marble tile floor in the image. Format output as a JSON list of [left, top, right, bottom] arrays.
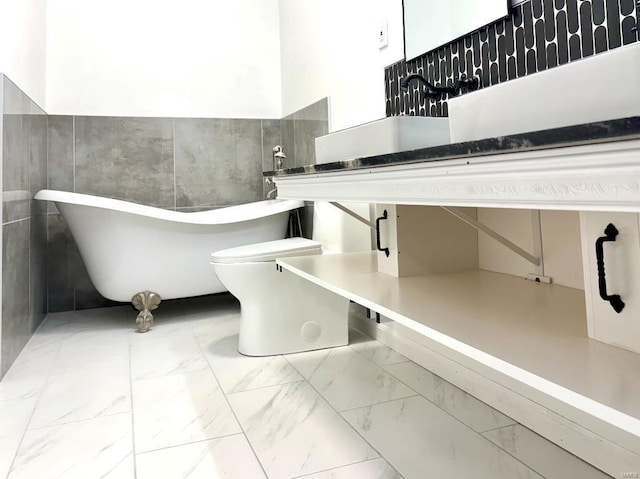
[[0, 294, 611, 479]]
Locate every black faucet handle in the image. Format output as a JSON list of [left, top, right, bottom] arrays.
[[455, 74, 479, 93]]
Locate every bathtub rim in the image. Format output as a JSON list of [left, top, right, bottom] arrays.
[[34, 189, 304, 225]]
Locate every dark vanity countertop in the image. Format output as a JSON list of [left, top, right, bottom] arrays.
[[265, 116, 640, 177]]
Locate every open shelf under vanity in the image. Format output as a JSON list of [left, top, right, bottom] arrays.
[[270, 120, 640, 474], [277, 252, 640, 468]]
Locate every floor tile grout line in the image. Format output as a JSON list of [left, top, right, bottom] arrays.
[[349, 319, 510, 429], [130, 365, 211, 383], [191, 326, 271, 479], [347, 328, 411, 366], [7, 305, 589, 478], [192, 328, 307, 396], [222, 376, 307, 397], [289, 458, 397, 479], [479, 425, 598, 479], [135, 431, 247, 457], [289, 331, 421, 411], [336, 394, 421, 415], [201, 337, 400, 478], [47, 353, 131, 379], [23, 410, 133, 432], [333, 376, 544, 479], [347, 327, 410, 367], [480, 423, 519, 435], [380, 371, 506, 432], [478, 437, 554, 479], [347, 341, 407, 367], [294, 326, 550, 478], [352, 327, 510, 430], [127, 338, 138, 479], [280, 353, 403, 478], [4, 331, 64, 478], [347, 321, 551, 478]]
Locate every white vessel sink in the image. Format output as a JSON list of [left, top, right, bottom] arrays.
[[448, 43, 640, 142], [315, 116, 450, 164]]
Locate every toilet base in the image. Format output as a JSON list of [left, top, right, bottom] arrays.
[[213, 261, 349, 356]]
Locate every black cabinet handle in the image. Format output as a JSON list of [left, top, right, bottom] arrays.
[[375, 210, 390, 257], [595, 223, 625, 313]]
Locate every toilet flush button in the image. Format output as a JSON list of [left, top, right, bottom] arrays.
[[301, 321, 321, 343]]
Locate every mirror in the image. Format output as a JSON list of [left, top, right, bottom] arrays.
[[403, 0, 510, 60]]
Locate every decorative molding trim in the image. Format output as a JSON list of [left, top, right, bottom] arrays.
[[274, 139, 640, 212]]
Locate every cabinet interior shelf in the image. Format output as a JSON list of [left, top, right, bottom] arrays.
[[277, 251, 640, 449]]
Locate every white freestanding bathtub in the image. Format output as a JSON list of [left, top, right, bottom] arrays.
[[35, 189, 303, 331]]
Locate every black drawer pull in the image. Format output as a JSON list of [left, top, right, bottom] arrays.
[[595, 223, 625, 313], [375, 210, 390, 257]]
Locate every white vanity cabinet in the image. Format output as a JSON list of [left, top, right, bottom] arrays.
[[270, 123, 640, 475], [374, 204, 478, 277], [580, 211, 640, 354], [376, 203, 640, 355]]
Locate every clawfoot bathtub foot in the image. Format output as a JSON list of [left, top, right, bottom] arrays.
[[131, 291, 161, 333]]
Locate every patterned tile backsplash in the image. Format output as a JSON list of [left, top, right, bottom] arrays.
[[280, 98, 329, 169], [385, 0, 639, 117]]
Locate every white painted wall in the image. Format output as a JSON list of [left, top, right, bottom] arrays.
[[276, 0, 590, 276], [46, 0, 282, 118], [541, 210, 584, 289], [0, 0, 47, 107], [478, 209, 584, 290], [279, 0, 404, 131], [478, 209, 538, 279], [278, 0, 404, 253]]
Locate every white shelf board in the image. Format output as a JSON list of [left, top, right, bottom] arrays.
[[277, 252, 640, 450]]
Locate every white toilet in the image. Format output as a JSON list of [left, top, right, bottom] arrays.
[[210, 236, 350, 356]]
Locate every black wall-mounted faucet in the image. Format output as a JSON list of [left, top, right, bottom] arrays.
[[401, 73, 479, 100]]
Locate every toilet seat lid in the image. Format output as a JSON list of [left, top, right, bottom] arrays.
[[210, 237, 322, 264]]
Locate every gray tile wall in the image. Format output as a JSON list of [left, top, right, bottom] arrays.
[[75, 117, 175, 208], [175, 118, 263, 207], [0, 82, 329, 372], [46, 116, 286, 312], [0, 76, 48, 378], [279, 98, 329, 169], [277, 98, 330, 239], [261, 119, 282, 173], [45, 99, 329, 314]]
